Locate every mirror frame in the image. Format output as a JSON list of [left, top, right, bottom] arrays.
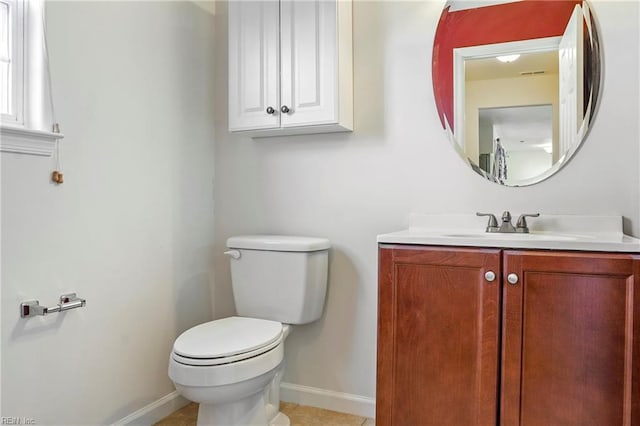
[[432, 0, 602, 186]]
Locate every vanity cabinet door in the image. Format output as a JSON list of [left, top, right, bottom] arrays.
[[501, 250, 640, 426], [377, 245, 501, 426]]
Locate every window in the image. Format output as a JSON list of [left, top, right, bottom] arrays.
[[1, 0, 23, 124], [0, 1, 11, 115], [0, 0, 62, 156], [0, 1, 10, 114]]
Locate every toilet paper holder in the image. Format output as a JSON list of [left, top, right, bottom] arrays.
[[20, 293, 86, 318]]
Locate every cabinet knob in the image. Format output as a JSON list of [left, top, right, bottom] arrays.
[[507, 273, 519, 285], [280, 105, 290, 114], [266, 106, 275, 115], [484, 271, 496, 282]]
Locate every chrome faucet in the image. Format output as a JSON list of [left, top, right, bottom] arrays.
[[515, 213, 540, 233], [499, 211, 516, 233], [477, 211, 539, 233], [476, 212, 499, 232]]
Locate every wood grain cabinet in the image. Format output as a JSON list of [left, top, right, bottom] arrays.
[[228, 0, 353, 137], [377, 244, 640, 426]]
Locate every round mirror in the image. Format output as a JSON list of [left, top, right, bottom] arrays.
[[433, 0, 601, 186]]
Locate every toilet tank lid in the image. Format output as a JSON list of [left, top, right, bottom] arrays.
[[227, 235, 330, 252]]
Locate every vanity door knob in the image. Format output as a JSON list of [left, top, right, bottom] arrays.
[[280, 105, 290, 114], [266, 106, 275, 114], [484, 271, 496, 282], [507, 273, 519, 285]]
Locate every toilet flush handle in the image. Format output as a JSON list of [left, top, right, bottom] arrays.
[[224, 250, 241, 260]]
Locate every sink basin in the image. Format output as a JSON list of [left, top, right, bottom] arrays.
[[442, 232, 582, 241], [377, 214, 640, 252]]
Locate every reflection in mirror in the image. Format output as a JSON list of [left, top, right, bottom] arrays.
[[433, 0, 601, 186], [478, 105, 553, 185]]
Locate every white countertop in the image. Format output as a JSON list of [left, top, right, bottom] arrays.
[[377, 214, 640, 252]]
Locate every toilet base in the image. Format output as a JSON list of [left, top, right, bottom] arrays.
[[196, 398, 290, 426], [270, 412, 290, 426], [188, 363, 288, 426], [197, 392, 266, 426]]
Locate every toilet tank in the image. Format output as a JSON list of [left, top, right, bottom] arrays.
[[226, 235, 330, 324]]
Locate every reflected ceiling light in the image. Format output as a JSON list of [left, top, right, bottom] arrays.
[[543, 146, 553, 154], [496, 54, 520, 63]]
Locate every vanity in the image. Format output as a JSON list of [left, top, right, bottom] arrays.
[[376, 214, 640, 426], [374, 0, 631, 423]]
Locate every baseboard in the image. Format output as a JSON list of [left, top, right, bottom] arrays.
[[280, 382, 375, 419], [111, 391, 190, 426]]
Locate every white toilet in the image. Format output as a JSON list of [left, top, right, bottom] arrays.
[[169, 235, 330, 426]]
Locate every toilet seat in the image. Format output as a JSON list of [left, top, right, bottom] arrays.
[[173, 336, 282, 366], [172, 316, 283, 367]]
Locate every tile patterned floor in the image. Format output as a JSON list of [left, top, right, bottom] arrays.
[[154, 402, 375, 426]]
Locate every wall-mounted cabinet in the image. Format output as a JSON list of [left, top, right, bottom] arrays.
[[228, 0, 353, 138], [377, 244, 640, 426]]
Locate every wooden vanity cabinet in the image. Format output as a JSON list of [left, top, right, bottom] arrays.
[[377, 244, 640, 426]]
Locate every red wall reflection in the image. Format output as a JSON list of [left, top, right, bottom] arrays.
[[432, 0, 581, 130]]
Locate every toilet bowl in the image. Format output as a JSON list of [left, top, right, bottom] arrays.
[[169, 235, 330, 426], [169, 317, 291, 426]]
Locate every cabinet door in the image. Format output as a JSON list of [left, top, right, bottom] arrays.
[[280, 0, 340, 128], [377, 245, 501, 426], [502, 251, 640, 426], [228, 1, 280, 131]]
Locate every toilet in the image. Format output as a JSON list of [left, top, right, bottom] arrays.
[[168, 235, 330, 426]]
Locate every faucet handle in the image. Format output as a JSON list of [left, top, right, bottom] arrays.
[[476, 212, 499, 232], [516, 213, 540, 233]]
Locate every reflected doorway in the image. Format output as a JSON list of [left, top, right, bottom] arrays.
[[479, 105, 553, 184]]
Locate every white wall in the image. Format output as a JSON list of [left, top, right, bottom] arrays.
[[213, 0, 639, 408], [1, 2, 216, 424], [505, 150, 552, 184]]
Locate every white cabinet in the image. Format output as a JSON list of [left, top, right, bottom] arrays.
[[228, 0, 353, 137]]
